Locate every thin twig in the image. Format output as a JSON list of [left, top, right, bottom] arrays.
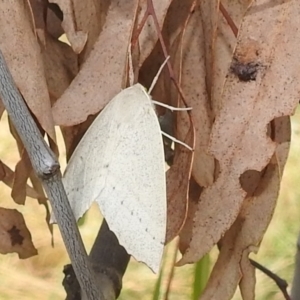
[[0, 50, 104, 300], [219, 2, 238, 37], [250, 258, 290, 300]]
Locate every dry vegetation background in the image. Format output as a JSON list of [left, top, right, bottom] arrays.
[[0, 0, 300, 299]]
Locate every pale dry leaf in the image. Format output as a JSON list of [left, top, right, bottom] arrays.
[[52, 0, 139, 126], [239, 251, 256, 300], [61, 114, 98, 161], [50, 0, 105, 61], [203, 0, 252, 116], [48, 0, 87, 53], [0, 0, 56, 142], [0, 160, 40, 200], [199, 164, 278, 300], [179, 0, 300, 265], [176, 2, 215, 188], [28, 172, 52, 234], [28, 0, 48, 45], [11, 149, 32, 205], [0, 207, 37, 259], [165, 123, 194, 243], [238, 116, 291, 299], [178, 176, 202, 254], [78, 0, 110, 63], [7, 120, 33, 205], [199, 0, 220, 104], [41, 32, 78, 103], [200, 116, 290, 300]]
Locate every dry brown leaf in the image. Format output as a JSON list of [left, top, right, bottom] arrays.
[[204, 0, 252, 116], [199, 0, 220, 107], [61, 114, 98, 161], [11, 150, 32, 205], [0, 0, 56, 142], [28, 0, 48, 45], [0, 207, 37, 259], [46, 2, 64, 39], [0, 160, 40, 200], [178, 176, 202, 254], [179, 0, 300, 265], [200, 116, 290, 300], [29, 173, 52, 234], [165, 123, 194, 243], [52, 1, 139, 126], [48, 0, 87, 53], [41, 32, 78, 103], [176, 2, 215, 188], [50, 0, 106, 61]]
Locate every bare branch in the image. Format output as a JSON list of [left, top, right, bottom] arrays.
[[250, 259, 290, 300]]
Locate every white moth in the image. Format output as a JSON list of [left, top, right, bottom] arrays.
[[63, 84, 166, 273]]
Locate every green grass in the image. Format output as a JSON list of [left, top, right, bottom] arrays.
[[0, 108, 300, 299]]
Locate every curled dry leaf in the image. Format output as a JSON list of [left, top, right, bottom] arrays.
[[0, 160, 40, 199], [178, 176, 202, 254], [200, 116, 290, 300], [46, 2, 64, 39], [0, 207, 37, 259], [0, 0, 56, 142], [11, 150, 32, 205], [41, 32, 78, 103], [165, 122, 194, 243], [8, 120, 49, 219], [176, 2, 215, 188], [49, 0, 105, 61], [179, 0, 300, 265], [52, 0, 139, 126], [48, 0, 87, 53]]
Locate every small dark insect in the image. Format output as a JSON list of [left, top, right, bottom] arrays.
[[230, 59, 259, 82]]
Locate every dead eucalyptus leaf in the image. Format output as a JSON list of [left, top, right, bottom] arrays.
[[0, 207, 37, 259], [178, 176, 202, 254], [179, 0, 300, 265], [165, 123, 194, 243], [0, 0, 56, 142], [0, 161, 40, 199], [200, 116, 290, 300], [176, 2, 215, 188], [204, 0, 252, 116], [52, 0, 139, 126], [48, 0, 87, 53], [41, 32, 78, 103]]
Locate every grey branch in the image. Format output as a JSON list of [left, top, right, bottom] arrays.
[[0, 49, 104, 300]]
